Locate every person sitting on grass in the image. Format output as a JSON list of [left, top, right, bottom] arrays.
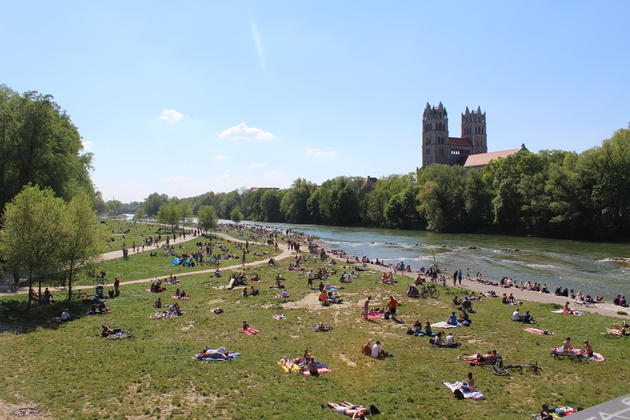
[[431, 332, 445, 346], [319, 291, 328, 305], [154, 297, 162, 308], [521, 310, 535, 324], [581, 339, 594, 357], [361, 340, 373, 356], [445, 332, 461, 348], [458, 309, 470, 324], [326, 402, 370, 419], [462, 372, 476, 392], [562, 337, 573, 351], [59, 308, 76, 322], [371, 340, 387, 359], [447, 311, 459, 326]]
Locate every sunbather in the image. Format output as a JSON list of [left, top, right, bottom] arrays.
[[326, 402, 370, 419], [197, 347, 230, 360]]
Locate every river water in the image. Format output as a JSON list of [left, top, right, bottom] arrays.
[[252, 222, 630, 302]]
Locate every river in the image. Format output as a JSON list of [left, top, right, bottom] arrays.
[[250, 222, 630, 302]]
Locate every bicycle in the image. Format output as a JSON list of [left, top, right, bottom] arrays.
[[492, 360, 543, 376], [420, 283, 440, 299], [107, 328, 134, 340]]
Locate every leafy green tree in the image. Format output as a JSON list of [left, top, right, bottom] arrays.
[[218, 191, 241, 219], [261, 189, 283, 222], [133, 208, 146, 220], [0, 85, 95, 211], [197, 205, 218, 233], [230, 207, 243, 224], [280, 178, 317, 223], [0, 185, 68, 307], [384, 187, 422, 229], [106, 200, 123, 216], [157, 201, 181, 232], [179, 201, 192, 232], [417, 164, 467, 231], [59, 193, 102, 301], [142, 193, 169, 217]]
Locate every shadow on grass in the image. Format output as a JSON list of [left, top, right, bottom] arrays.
[[0, 298, 90, 334]]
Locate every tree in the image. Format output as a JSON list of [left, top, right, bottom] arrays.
[[59, 193, 102, 301], [133, 208, 146, 220], [260, 189, 283, 222], [179, 201, 192, 232], [197, 205, 218, 233], [0, 85, 95, 212], [230, 207, 243, 224], [106, 200, 123, 216], [142, 193, 169, 217], [0, 185, 67, 307], [157, 201, 181, 232]]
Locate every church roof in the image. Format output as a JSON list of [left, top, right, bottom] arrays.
[[461, 144, 528, 168], [449, 137, 473, 146]]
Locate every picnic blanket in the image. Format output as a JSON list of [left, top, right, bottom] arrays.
[[443, 381, 485, 400], [550, 347, 605, 362], [502, 301, 522, 305], [550, 309, 585, 316], [367, 313, 384, 319], [144, 289, 166, 293], [239, 328, 260, 335], [524, 328, 554, 335], [194, 349, 240, 361], [171, 296, 190, 300], [277, 359, 332, 375], [431, 321, 465, 329], [272, 313, 286, 320]]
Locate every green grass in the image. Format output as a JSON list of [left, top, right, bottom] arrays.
[[1, 227, 629, 419]]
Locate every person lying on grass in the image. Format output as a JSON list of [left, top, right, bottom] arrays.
[[326, 402, 370, 419], [458, 350, 500, 364], [197, 346, 230, 360]]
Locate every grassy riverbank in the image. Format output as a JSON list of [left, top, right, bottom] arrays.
[[0, 227, 628, 419]]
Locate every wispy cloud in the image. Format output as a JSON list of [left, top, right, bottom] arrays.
[[250, 163, 266, 168], [218, 122, 275, 141], [215, 155, 233, 160], [160, 109, 184, 123], [82, 140, 93, 151], [263, 171, 284, 178], [306, 146, 336, 157], [250, 18, 265, 73]]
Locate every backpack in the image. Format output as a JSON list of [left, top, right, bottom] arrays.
[[453, 389, 465, 400]]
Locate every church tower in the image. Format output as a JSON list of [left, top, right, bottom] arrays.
[[422, 102, 449, 168], [461, 106, 487, 155]]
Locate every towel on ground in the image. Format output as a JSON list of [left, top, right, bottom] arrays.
[[443, 382, 485, 400], [550, 309, 584, 316], [239, 327, 260, 335], [431, 321, 464, 329], [550, 347, 604, 361]]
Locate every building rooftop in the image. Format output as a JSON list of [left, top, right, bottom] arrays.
[[460, 144, 528, 168]]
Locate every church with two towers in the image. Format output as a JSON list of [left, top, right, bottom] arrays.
[[421, 102, 526, 169]]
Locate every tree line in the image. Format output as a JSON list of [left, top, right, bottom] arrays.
[[140, 126, 630, 241]]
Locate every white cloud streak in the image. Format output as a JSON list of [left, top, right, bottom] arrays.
[[218, 122, 275, 141], [306, 146, 336, 157], [215, 155, 233, 160], [250, 18, 265, 73], [250, 163, 266, 167]]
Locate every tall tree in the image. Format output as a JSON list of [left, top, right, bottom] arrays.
[[59, 193, 102, 301], [0, 85, 95, 211], [0, 185, 67, 307], [197, 205, 218, 233]]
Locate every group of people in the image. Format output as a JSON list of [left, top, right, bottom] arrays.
[[561, 337, 594, 357], [361, 339, 389, 359]]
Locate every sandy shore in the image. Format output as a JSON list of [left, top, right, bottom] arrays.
[[315, 240, 629, 320]]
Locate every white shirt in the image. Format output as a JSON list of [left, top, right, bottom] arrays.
[[512, 310, 521, 321], [445, 334, 455, 345], [371, 343, 382, 358]]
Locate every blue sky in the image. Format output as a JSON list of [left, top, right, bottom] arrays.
[[2, 1, 629, 203]]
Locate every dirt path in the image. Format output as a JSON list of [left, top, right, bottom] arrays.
[[0, 232, 293, 298]]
